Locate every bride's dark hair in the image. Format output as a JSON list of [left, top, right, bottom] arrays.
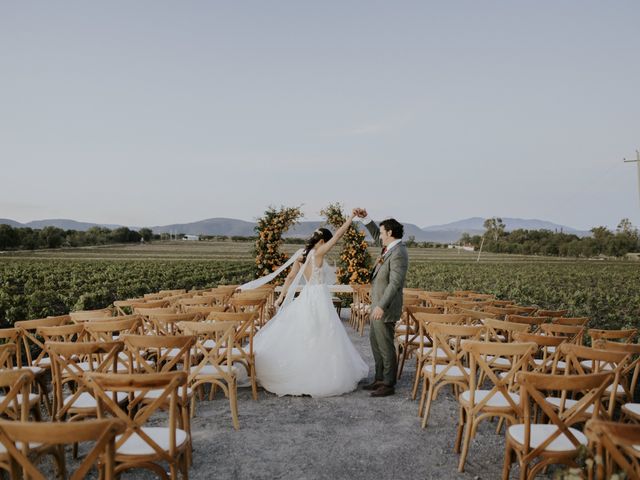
[[302, 228, 333, 262]]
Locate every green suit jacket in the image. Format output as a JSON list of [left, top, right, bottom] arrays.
[[365, 221, 409, 323]]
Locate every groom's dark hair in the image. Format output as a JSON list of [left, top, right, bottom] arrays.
[[380, 218, 404, 239]]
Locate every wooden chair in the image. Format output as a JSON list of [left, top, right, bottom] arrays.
[[539, 323, 586, 351], [229, 296, 267, 328], [179, 321, 241, 429], [592, 340, 640, 405], [47, 340, 127, 423], [455, 340, 536, 472], [86, 371, 190, 479], [455, 307, 497, 326], [481, 305, 521, 320], [0, 369, 66, 477], [114, 299, 168, 315], [176, 296, 216, 312], [502, 371, 612, 480], [14, 315, 70, 369], [350, 284, 371, 335], [410, 313, 466, 400], [37, 323, 86, 344], [181, 305, 227, 317], [83, 315, 143, 342], [512, 332, 567, 374], [145, 312, 201, 335], [589, 327, 638, 344], [206, 311, 259, 400], [483, 318, 530, 345], [547, 343, 628, 422], [0, 418, 125, 480], [418, 323, 484, 427], [584, 419, 640, 480], [395, 305, 442, 381]]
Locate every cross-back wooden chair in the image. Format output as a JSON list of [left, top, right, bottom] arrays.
[[503, 371, 612, 480], [512, 332, 567, 374], [47, 340, 127, 423], [176, 296, 216, 312], [535, 308, 569, 318], [505, 315, 550, 333], [0, 369, 66, 477], [396, 305, 442, 381], [591, 339, 640, 407], [539, 323, 585, 350], [491, 300, 515, 307], [445, 298, 491, 313], [37, 323, 86, 344], [509, 305, 538, 316], [14, 315, 70, 369], [455, 307, 497, 326], [352, 284, 372, 335], [206, 311, 259, 400], [468, 293, 495, 301], [86, 371, 190, 479], [228, 296, 267, 328], [419, 323, 485, 428], [483, 318, 530, 348], [134, 306, 178, 317], [584, 419, 640, 480], [0, 418, 125, 480], [551, 316, 589, 327], [589, 327, 638, 344], [548, 343, 628, 423], [179, 321, 241, 429], [410, 313, 467, 400], [121, 333, 196, 463], [456, 340, 537, 472], [83, 315, 143, 342]]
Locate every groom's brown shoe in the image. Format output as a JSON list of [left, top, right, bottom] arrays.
[[362, 380, 384, 391], [370, 384, 395, 397]]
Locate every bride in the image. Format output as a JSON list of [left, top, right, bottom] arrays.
[[244, 212, 368, 397]]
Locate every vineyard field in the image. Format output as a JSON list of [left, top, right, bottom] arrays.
[[1, 241, 638, 330]]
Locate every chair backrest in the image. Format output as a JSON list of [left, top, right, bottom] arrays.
[[182, 305, 227, 316], [0, 341, 18, 368], [46, 340, 125, 420], [481, 305, 521, 319], [584, 419, 640, 480], [179, 321, 239, 380], [591, 340, 640, 402], [86, 371, 187, 462], [589, 328, 638, 344], [455, 307, 497, 325], [505, 315, 550, 332], [228, 297, 267, 326], [145, 312, 201, 335], [516, 371, 613, 463], [0, 418, 125, 480], [462, 340, 537, 414], [37, 323, 86, 343], [69, 308, 113, 322], [551, 316, 589, 327], [0, 369, 35, 420], [134, 307, 178, 317], [535, 308, 569, 318], [83, 315, 143, 342], [483, 318, 530, 343], [427, 323, 484, 384], [14, 315, 70, 366], [512, 332, 566, 373], [121, 334, 195, 374], [539, 323, 585, 345]]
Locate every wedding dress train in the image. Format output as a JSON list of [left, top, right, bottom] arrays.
[[253, 251, 368, 397]]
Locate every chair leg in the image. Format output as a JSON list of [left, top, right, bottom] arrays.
[[249, 364, 258, 401], [454, 406, 465, 454], [502, 441, 513, 480], [397, 346, 406, 380], [457, 416, 474, 472], [421, 381, 435, 429], [411, 358, 422, 400], [418, 373, 428, 417], [229, 381, 240, 430]]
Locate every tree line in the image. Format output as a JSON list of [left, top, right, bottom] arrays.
[[0, 225, 155, 250], [459, 218, 640, 258]]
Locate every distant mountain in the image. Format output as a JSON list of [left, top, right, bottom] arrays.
[[421, 217, 590, 242], [0, 216, 591, 244], [0, 219, 23, 228]]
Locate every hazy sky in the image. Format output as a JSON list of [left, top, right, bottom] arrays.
[[2, 1, 639, 230]]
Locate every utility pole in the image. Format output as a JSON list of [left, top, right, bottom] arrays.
[[624, 149, 640, 213]]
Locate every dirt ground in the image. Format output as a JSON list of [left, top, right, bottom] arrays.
[[182, 310, 514, 480]]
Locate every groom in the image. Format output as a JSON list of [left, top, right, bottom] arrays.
[[354, 208, 409, 397]]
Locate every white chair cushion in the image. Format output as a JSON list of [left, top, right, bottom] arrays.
[[116, 427, 188, 456], [66, 391, 128, 409], [532, 359, 567, 370], [0, 393, 40, 405], [145, 386, 193, 399], [12, 366, 44, 375], [423, 364, 470, 378], [193, 364, 239, 376], [623, 403, 640, 417], [545, 396, 594, 414], [579, 360, 614, 371], [507, 424, 587, 452], [460, 389, 520, 408], [485, 356, 512, 367], [74, 361, 129, 373], [605, 383, 626, 395]]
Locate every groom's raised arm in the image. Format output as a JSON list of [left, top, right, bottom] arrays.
[[362, 218, 381, 247]]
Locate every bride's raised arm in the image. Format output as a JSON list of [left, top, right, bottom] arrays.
[[315, 212, 356, 258]]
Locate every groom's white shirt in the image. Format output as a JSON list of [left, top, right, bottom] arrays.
[[359, 217, 401, 254]]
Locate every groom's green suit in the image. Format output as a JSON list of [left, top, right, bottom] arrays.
[[365, 221, 409, 387]]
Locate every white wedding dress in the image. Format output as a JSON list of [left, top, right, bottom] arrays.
[[253, 251, 368, 397]]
